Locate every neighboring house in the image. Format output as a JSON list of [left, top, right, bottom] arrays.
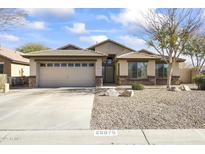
[[23, 39, 185, 88], [0, 46, 30, 85]]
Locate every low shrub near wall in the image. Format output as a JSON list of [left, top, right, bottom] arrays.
[[132, 83, 144, 90], [0, 74, 7, 89], [193, 74, 205, 90]]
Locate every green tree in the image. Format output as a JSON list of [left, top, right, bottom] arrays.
[[140, 9, 203, 89], [16, 43, 49, 53]]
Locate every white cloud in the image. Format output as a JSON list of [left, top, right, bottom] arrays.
[[119, 35, 146, 47], [23, 8, 75, 19], [27, 21, 46, 30], [111, 8, 154, 26], [65, 22, 88, 34], [80, 35, 108, 44], [96, 15, 109, 22], [89, 29, 119, 33], [0, 34, 20, 42]]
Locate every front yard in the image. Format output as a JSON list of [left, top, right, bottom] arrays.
[[91, 88, 205, 129]]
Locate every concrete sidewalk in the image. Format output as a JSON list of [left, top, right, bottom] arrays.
[[0, 129, 205, 145]]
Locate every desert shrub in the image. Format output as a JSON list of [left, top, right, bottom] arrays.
[[193, 74, 205, 90], [132, 83, 144, 90]]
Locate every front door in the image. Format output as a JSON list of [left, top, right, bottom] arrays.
[[104, 65, 114, 83], [103, 56, 115, 83]]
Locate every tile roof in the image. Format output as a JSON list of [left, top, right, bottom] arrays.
[[87, 39, 136, 52], [0, 46, 29, 64], [23, 49, 107, 57], [117, 52, 160, 59], [117, 49, 185, 62]]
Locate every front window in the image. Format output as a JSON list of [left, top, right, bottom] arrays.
[[128, 62, 147, 79], [89, 63, 94, 67], [106, 58, 113, 64], [0, 64, 4, 73], [54, 63, 60, 67], [75, 63, 80, 67], [68, 63, 74, 67], [40, 63, 46, 67], [61, 63, 67, 67], [82, 63, 88, 67], [156, 63, 168, 79], [47, 63, 53, 67]]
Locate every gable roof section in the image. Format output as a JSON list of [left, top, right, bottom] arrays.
[[87, 39, 136, 52], [57, 44, 82, 50], [117, 49, 185, 62], [23, 49, 107, 58], [0, 46, 29, 65], [117, 51, 160, 60]]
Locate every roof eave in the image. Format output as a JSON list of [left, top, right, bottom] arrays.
[[116, 57, 160, 60], [22, 55, 107, 58], [0, 53, 29, 65], [11, 60, 29, 65]]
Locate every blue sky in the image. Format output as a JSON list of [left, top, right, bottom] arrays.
[[0, 8, 150, 51], [0, 8, 203, 54]]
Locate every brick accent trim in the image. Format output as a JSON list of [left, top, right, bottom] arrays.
[[156, 76, 180, 85], [28, 76, 37, 88], [117, 75, 156, 85]]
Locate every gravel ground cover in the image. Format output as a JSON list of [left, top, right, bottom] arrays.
[[91, 88, 205, 129]]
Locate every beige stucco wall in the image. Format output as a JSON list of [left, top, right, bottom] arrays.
[[95, 58, 102, 76], [117, 60, 128, 76], [147, 60, 155, 76], [11, 63, 30, 77], [179, 62, 192, 83], [95, 42, 132, 56], [172, 62, 180, 76], [30, 58, 38, 76]]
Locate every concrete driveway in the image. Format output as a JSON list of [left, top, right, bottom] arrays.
[[0, 88, 95, 130]]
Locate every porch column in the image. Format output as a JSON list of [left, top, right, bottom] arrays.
[[29, 58, 38, 88], [95, 58, 103, 86], [117, 60, 128, 85], [147, 60, 156, 85]]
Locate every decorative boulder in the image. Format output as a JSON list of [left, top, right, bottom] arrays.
[[170, 86, 181, 92], [179, 85, 191, 91], [121, 90, 134, 97], [104, 88, 119, 97]]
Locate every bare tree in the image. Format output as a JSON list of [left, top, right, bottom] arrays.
[[140, 8, 203, 89], [184, 35, 205, 73], [0, 9, 26, 32]]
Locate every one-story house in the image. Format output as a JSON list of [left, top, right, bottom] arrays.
[[23, 39, 185, 88], [0, 46, 30, 85]]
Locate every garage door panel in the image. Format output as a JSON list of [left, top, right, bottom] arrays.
[[39, 63, 95, 87]]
